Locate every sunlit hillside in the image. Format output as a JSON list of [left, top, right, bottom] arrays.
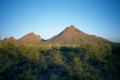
[[0, 26, 120, 80]]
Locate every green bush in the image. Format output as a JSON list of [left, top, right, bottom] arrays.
[[0, 40, 119, 80]]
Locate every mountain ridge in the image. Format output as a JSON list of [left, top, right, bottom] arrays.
[[1, 25, 110, 44], [47, 25, 109, 44], [18, 32, 42, 43]]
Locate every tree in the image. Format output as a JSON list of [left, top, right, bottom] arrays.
[[52, 51, 64, 65], [73, 56, 83, 80]]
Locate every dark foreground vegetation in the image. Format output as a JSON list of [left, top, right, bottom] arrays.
[[0, 39, 120, 80]]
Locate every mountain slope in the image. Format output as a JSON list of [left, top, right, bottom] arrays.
[[19, 32, 42, 43], [48, 25, 109, 44]]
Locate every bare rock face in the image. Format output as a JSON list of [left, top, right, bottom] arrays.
[[48, 25, 109, 44], [19, 32, 42, 43]]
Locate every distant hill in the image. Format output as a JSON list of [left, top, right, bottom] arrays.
[[1, 25, 110, 44], [18, 32, 42, 43], [48, 25, 109, 44], [3, 37, 16, 41]]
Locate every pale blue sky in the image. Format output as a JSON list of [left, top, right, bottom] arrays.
[[0, 0, 120, 42]]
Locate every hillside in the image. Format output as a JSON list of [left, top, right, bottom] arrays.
[[0, 38, 119, 80], [18, 32, 42, 43], [48, 25, 109, 45], [0, 26, 119, 80]]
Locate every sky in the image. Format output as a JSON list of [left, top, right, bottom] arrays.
[[0, 0, 120, 42]]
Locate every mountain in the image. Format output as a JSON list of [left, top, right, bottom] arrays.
[[19, 32, 42, 43], [48, 25, 109, 44], [3, 37, 16, 41]]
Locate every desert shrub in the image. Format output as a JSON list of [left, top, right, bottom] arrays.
[[0, 39, 119, 80], [72, 56, 83, 80]]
